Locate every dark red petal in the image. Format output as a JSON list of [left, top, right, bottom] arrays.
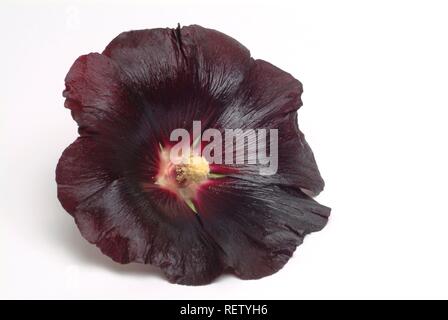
[[103, 28, 185, 94], [63, 53, 140, 137], [214, 59, 325, 195], [73, 178, 224, 285], [197, 179, 330, 279], [57, 137, 224, 285], [102, 26, 252, 135], [56, 137, 114, 214], [216, 59, 303, 128], [220, 112, 325, 196], [104, 25, 251, 103], [179, 25, 252, 101]]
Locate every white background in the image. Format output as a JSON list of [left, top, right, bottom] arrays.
[[1, 0, 447, 299]]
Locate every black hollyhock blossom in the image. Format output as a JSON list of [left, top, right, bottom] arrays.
[[56, 25, 330, 285]]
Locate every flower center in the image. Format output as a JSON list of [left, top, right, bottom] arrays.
[[175, 155, 210, 186], [155, 145, 224, 214], [155, 147, 210, 202]]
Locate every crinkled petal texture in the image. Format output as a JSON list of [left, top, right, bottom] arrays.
[[57, 25, 330, 285]]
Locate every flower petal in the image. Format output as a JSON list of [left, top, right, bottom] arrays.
[[74, 178, 225, 285], [57, 137, 224, 285], [196, 179, 330, 279], [179, 25, 252, 101], [56, 137, 113, 213], [104, 25, 251, 103], [102, 26, 252, 135], [63, 53, 139, 137], [216, 59, 303, 128], [103, 28, 184, 88], [214, 59, 325, 195]]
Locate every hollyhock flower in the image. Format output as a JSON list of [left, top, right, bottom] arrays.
[[56, 25, 330, 285]]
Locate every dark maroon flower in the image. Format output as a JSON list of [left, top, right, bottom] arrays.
[[56, 25, 330, 285]]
